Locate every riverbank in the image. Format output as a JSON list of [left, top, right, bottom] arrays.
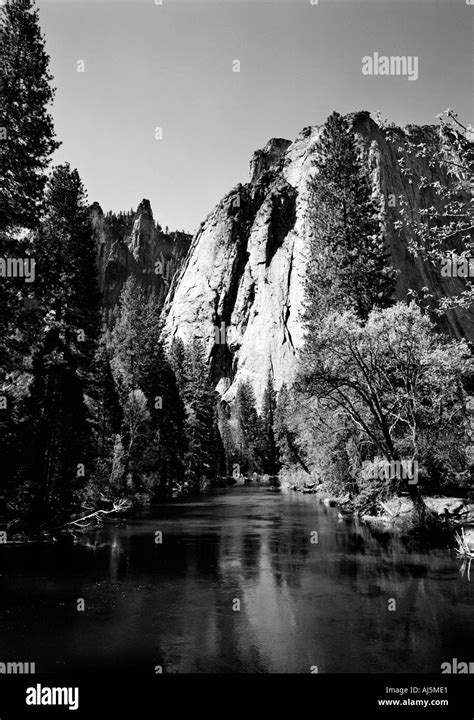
[[279, 468, 474, 549], [3, 470, 473, 551], [1, 474, 282, 543]]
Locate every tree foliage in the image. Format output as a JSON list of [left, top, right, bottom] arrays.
[[110, 279, 186, 496], [172, 338, 221, 489], [259, 371, 280, 475], [10, 166, 101, 523], [0, 0, 59, 229], [304, 111, 396, 328], [295, 302, 470, 501], [388, 110, 473, 313]]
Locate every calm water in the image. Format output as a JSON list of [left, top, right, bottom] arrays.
[[0, 487, 472, 673]]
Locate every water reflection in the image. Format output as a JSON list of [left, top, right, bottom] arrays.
[[0, 488, 472, 673]]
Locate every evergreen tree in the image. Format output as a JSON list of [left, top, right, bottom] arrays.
[[170, 336, 222, 489], [0, 0, 59, 451], [168, 336, 186, 389], [35, 164, 101, 365], [235, 379, 261, 473], [259, 370, 280, 475], [87, 337, 122, 487], [216, 402, 235, 477], [110, 279, 186, 495], [140, 292, 186, 494], [304, 111, 395, 327], [14, 329, 91, 521], [109, 278, 146, 485], [10, 166, 102, 524], [0, 0, 59, 230]]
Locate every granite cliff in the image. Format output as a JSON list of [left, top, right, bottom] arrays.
[[91, 199, 191, 324], [161, 111, 472, 406]]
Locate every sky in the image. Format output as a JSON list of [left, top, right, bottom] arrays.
[[37, 0, 473, 233]]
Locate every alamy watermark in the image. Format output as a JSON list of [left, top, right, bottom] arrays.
[[440, 257, 473, 278], [26, 684, 79, 711], [0, 661, 35, 674], [362, 458, 419, 485], [362, 52, 418, 81], [0, 257, 35, 283], [214, 321, 227, 345], [441, 658, 474, 674]]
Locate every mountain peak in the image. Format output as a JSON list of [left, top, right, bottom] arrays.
[[136, 198, 153, 217], [250, 137, 292, 183]]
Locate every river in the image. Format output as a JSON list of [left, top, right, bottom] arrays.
[[0, 487, 472, 673]]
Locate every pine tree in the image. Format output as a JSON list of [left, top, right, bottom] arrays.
[[216, 402, 236, 477], [89, 337, 122, 469], [0, 0, 59, 229], [140, 292, 186, 494], [168, 336, 186, 389], [10, 166, 102, 525], [110, 278, 156, 487], [16, 329, 91, 521], [259, 370, 279, 475], [171, 337, 221, 490], [35, 164, 101, 364], [304, 111, 395, 327], [235, 379, 261, 473], [110, 279, 186, 495], [0, 0, 60, 448]]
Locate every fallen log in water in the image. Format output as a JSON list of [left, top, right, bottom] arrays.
[[5, 497, 133, 541], [55, 497, 133, 531]]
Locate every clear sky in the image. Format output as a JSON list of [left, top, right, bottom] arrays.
[[37, 0, 473, 233]]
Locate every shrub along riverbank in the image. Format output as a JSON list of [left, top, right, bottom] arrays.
[[281, 467, 474, 550]]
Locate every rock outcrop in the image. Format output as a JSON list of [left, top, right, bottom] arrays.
[[162, 111, 473, 407], [91, 199, 191, 323]]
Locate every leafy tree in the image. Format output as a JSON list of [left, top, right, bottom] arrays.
[[274, 384, 310, 475], [304, 111, 396, 327], [388, 109, 473, 313], [296, 302, 470, 510]]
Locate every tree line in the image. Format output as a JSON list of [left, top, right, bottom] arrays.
[[1, 0, 471, 535], [0, 0, 227, 534]]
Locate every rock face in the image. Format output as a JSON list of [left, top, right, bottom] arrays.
[[91, 199, 191, 323], [249, 138, 292, 184], [162, 111, 473, 407]]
